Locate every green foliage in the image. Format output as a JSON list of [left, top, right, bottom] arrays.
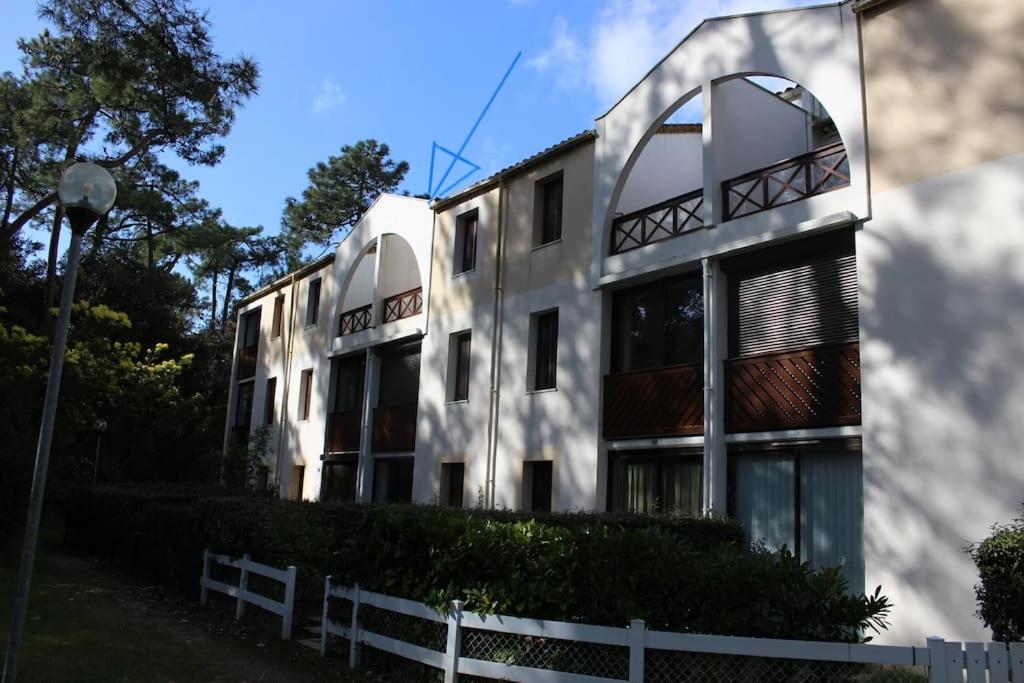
[[282, 139, 409, 260], [63, 486, 890, 641], [967, 506, 1024, 641]]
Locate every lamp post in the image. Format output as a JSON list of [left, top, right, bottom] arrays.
[[92, 418, 108, 483], [2, 162, 116, 683]]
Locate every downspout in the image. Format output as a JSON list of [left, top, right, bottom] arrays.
[[274, 273, 300, 496], [483, 176, 508, 509]]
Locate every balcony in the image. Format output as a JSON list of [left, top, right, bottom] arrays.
[[721, 143, 849, 221], [603, 364, 703, 439], [237, 345, 257, 380], [372, 404, 417, 452], [610, 188, 704, 255], [382, 287, 423, 324], [725, 341, 861, 433], [326, 411, 362, 453], [339, 303, 373, 336]]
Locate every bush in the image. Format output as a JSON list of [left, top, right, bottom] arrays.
[[968, 507, 1024, 642], [63, 485, 890, 642]]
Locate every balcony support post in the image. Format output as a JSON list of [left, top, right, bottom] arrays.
[[702, 257, 728, 513], [371, 235, 386, 329], [701, 79, 719, 227], [356, 348, 379, 503]]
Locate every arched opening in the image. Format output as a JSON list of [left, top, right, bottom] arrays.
[[338, 241, 376, 335], [377, 234, 423, 324]]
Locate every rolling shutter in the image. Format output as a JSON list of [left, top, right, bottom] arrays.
[[378, 345, 421, 407], [731, 241, 858, 357]]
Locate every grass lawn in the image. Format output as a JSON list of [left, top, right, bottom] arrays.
[[0, 533, 379, 682]]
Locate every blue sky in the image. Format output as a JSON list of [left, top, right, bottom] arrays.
[[1, 0, 820, 244]]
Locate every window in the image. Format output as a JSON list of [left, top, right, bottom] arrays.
[[289, 465, 305, 500], [535, 173, 563, 246], [730, 441, 864, 592], [609, 450, 702, 516], [242, 309, 260, 348], [264, 377, 277, 425], [531, 310, 558, 391], [234, 382, 254, 430], [449, 332, 472, 401], [453, 210, 478, 275], [611, 274, 703, 373], [321, 457, 358, 503], [299, 369, 313, 420], [333, 356, 365, 413], [523, 461, 553, 513], [306, 278, 321, 326], [373, 457, 414, 503], [440, 463, 465, 508], [271, 295, 284, 338]]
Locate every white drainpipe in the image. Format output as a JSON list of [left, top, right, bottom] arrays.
[[484, 177, 508, 509]]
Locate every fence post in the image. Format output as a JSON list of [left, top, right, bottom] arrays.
[[235, 552, 250, 621], [444, 600, 463, 683], [1009, 643, 1024, 681], [320, 575, 331, 658], [629, 619, 645, 683], [200, 549, 210, 607], [927, 637, 946, 683], [281, 565, 297, 640], [348, 584, 361, 670]]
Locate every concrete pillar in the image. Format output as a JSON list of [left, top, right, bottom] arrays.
[[357, 348, 379, 502], [702, 257, 728, 513]]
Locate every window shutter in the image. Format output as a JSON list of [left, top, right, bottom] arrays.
[[378, 346, 422, 407]]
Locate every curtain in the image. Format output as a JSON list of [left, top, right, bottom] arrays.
[[625, 462, 658, 513], [801, 451, 864, 593], [663, 459, 702, 516], [734, 454, 796, 553]]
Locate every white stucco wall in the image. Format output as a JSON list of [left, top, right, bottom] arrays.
[[340, 253, 374, 312], [858, 150, 1024, 643], [616, 131, 703, 215], [379, 234, 422, 298]]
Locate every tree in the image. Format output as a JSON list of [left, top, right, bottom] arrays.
[[0, 0, 259, 314], [282, 139, 408, 263]]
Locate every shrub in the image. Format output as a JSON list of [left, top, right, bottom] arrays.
[[968, 507, 1024, 642]]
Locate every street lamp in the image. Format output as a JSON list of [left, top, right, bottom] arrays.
[[2, 162, 116, 683]]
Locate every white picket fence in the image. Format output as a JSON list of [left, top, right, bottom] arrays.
[[199, 550, 297, 640], [319, 575, 1024, 683]]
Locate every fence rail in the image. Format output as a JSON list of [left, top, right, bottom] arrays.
[[319, 577, 1024, 683], [200, 550, 296, 640], [382, 287, 423, 323], [610, 187, 704, 255], [339, 303, 373, 336]]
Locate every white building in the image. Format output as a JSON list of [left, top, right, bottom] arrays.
[[225, 0, 1024, 643]]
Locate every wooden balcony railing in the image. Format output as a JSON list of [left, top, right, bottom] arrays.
[[725, 341, 861, 433], [339, 303, 373, 336], [721, 143, 849, 221], [326, 411, 362, 453], [372, 404, 417, 452], [603, 363, 703, 439], [382, 287, 423, 324], [610, 188, 704, 255], [237, 345, 257, 380]]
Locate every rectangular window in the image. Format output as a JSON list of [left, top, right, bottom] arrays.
[[609, 450, 702, 516], [333, 356, 365, 413], [450, 332, 471, 401], [531, 310, 558, 391], [536, 173, 563, 246], [306, 278, 321, 326], [524, 461, 553, 513], [321, 457, 358, 504], [271, 295, 284, 338], [234, 382, 254, 429], [611, 274, 704, 373], [242, 310, 260, 348], [300, 369, 313, 420], [373, 457, 414, 503], [264, 377, 277, 425], [289, 465, 305, 500], [454, 211, 478, 275], [440, 463, 465, 508], [730, 441, 864, 592]]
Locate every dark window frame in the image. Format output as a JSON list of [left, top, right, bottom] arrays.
[[525, 460, 553, 513], [606, 449, 703, 516], [242, 309, 261, 349], [454, 210, 478, 276], [451, 332, 472, 402], [535, 172, 564, 247], [306, 278, 322, 327], [441, 462, 465, 508], [264, 377, 277, 425], [234, 381, 254, 429], [271, 295, 284, 339], [531, 309, 559, 391], [300, 368, 313, 421]]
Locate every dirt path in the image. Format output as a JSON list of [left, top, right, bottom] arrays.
[[1, 542, 377, 682]]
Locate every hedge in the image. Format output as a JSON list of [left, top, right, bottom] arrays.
[[968, 506, 1024, 642], [62, 484, 891, 642]]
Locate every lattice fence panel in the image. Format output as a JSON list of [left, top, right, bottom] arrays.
[[645, 649, 928, 683]]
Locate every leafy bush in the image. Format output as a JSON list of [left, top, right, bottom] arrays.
[[63, 485, 890, 642], [968, 507, 1024, 641]]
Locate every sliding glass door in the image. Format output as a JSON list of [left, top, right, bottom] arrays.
[[609, 449, 702, 516]]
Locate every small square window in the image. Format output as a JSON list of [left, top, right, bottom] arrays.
[[530, 310, 558, 391], [535, 173, 563, 246], [449, 332, 472, 401], [453, 210, 478, 275], [440, 462, 465, 508], [306, 278, 321, 326]]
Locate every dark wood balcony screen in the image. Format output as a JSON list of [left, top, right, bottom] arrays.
[[372, 404, 418, 452], [722, 143, 849, 221], [327, 411, 362, 453], [237, 345, 258, 379], [603, 364, 703, 439], [382, 287, 423, 323], [339, 303, 372, 336], [725, 341, 861, 433], [610, 188, 703, 255]]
